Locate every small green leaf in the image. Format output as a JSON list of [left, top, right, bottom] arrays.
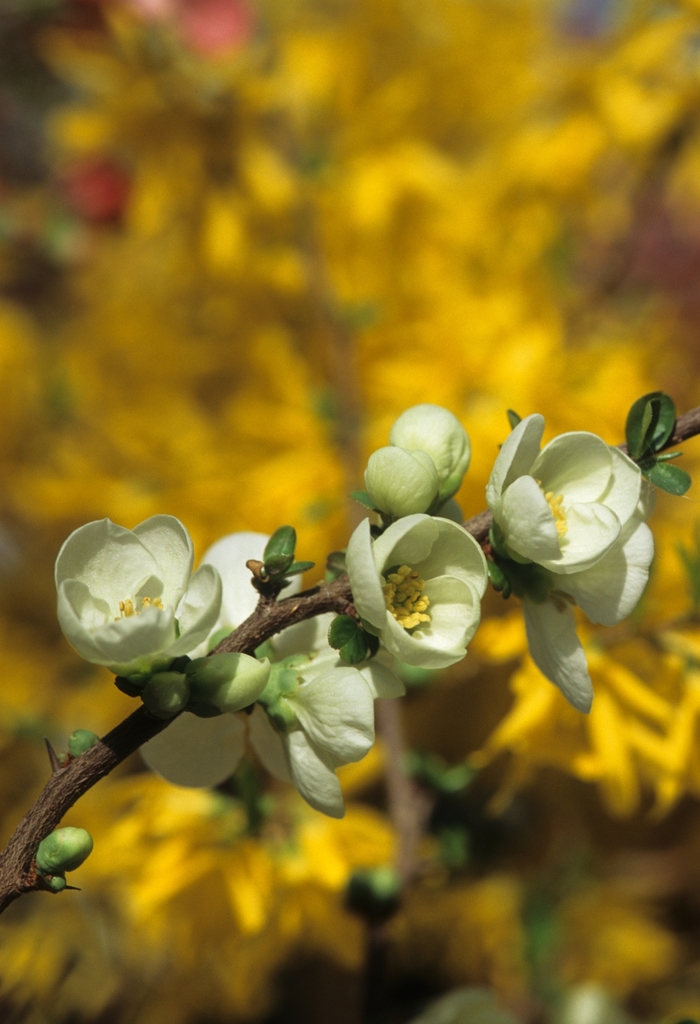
[[281, 560, 315, 577], [328, 614, 360, 649], [350, 490, 377, 510], [655, 450, 683, 462], [506, 409, 522, 429], [487, 560, 507, 591], [264, 553, 295, 576], [365, 632, 380, 658], [488, 523, 509, 559], [340, 631, 369, 665], [264, 525, 296, 561], [651, 392, 677, 450], [645, 461, 691, 495], [325, 550, 347, 580], [626, 391, 677, 459]]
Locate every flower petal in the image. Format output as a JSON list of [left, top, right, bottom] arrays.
[[286, 730, 345, 818], [562, 519, 654, 626], [522, 598, 593, 712], [54, 518, 157, 614], [140, 712, 246, 787], [371, 513, 439, 573], [274, 611, 336, 660], [382, 574, 478, 669], [501, 475, 561, 561], [293, 667, 375, 763], [169, 563, 222, 655], [486, 413, 544, 512], [596, 448, 642, 527], [346, 517, 389, 631], [248, 704, 292, 782], [202, 531, 301, 629], [531, 432, 612, 504], [359, 652, 406, 698], [91, 605, 178, 673], [542, 501, 620, 573], [133, 515, 194, 607], [56, 579, 112, 664], [411, 517, 488, 597]]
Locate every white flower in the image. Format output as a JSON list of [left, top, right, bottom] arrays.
[[346, 514, 488, 669], [141, 531, 404, 813], [487, 414, 643, 574], [390, 404, 471, 502], [55, 515, 222, 676], [365, 446, 440, 518], [521, 491, 654, 712]]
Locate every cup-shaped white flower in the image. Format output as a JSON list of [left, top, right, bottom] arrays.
[[249, 649, 400, 818], [390, 403, 472, 502], [55, 516, 222, 676], [365, 446, 440, 518], [519, 490, 655, 712], [346, 514, 488, 669], [487, 414, 642, 575]]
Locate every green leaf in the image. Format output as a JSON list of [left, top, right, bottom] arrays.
[[264, 553, 294, 576], [487, 560, 507, 591], [328, 614, 360, 649], [281, 560, 315, 577], [365, 632, 380, 658], [506, 409, 521, 429], [340, 631, 369, 664], [325, 549, 347, 580], [655, 450, 683, 462], [645, 461, 691, 495], [626, 391, 677, 459], [264, 525, 296, 561], [350, 489, 377, 510]]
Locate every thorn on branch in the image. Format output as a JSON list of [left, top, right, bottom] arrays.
[[44, 738, 61, 775]]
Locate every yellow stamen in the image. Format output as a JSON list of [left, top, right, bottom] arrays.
[[117, 595, 164, 619], [535, 479, 567, 537], [382, 564, 431, 631]]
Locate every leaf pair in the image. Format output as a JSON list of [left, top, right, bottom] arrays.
[[625, 392, 691, 495], [328, 614, 379, 664], [262, 526, 314, 582]]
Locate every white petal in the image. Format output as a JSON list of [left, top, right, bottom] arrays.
[[54, 519, 157, 614], [293, 668, 375, 763], [486, 413, 544, 511], [563, 519, 654, 626], [140, 712, 246, 787], [132, 515, 194, 608], [346, 517, 388, 631], [382, 574, 478, 669], [202, 531, 301, 629], [522, 598, 593, 712], [57, 579, 113, 664], [542, 502, 620, 573], [411, 517, 488, 597], [92, 606, 178, 673], [501, 475, 561, 561], [274, 612, 336, 659], [170, 564, 223, 655], [248, 704, 292, 782], [359, 652, 406, 698], [286, 730, 345, 818], [597, 448, 641, 527], [372, 513, 439, 573], [531, 432, 612, 504]]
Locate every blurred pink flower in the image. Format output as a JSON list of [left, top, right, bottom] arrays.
[[124, 0, 254, 55]]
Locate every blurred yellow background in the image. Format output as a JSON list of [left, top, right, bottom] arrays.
[[3, 0, 700, 1021]]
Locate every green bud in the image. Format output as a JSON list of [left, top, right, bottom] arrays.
[[389, 404, 471, 502], [265, 698, 298, 733], [142, 672, 190, 719], [46, 875, 67, 893], [36, 827, 93, 875], [365, 446, 440, 519], [264, 526, 296, 576], [186, 653, 270, 713], [68, 729, 100, 757]]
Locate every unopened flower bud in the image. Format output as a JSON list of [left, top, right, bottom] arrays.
[[365, 446, 439, 518], [390, 404, 471, 502], [142, 672, 190, 719], [36, 827, 93, 875], [68, 729, 100, 757], [186, 652, 270, 713]]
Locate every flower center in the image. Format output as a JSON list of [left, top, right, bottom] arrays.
[[382, 564, 431, 631], [536, 480, 567, 537], [117, 596, 164, 619]]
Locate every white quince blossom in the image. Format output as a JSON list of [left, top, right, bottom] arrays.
[[365, 446, 440, 518], [142, 531, 404, 813], [346, 514, 488, 669], [390, 404, 471, 502], [487, 413, 643, 574], [486, 414, 654, 712], [55, 515, 222, 677]]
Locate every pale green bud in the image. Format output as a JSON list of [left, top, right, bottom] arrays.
[[390, 404, 471, 502], [36, 827, 93, 875], [364, 446, 439, 518], [142, 671, 190, 719], [68, 729, 100, 756], [186, 653, 270, 713]]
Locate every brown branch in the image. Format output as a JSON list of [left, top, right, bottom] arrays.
[[462, 402, 700, 545], [0, 575, 353, 913], [1, 402, 700, 913]]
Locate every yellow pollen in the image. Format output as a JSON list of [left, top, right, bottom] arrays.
[[117, 596, 164, 619], [382, 564, 431, 631], [535, 479, 567, 538]]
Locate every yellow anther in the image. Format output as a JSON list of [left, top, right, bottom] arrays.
[[383, 564, 431, 631], [119, 599, 135, 617], [117, 595, 164, 619], [540, 486, 567, 537]]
